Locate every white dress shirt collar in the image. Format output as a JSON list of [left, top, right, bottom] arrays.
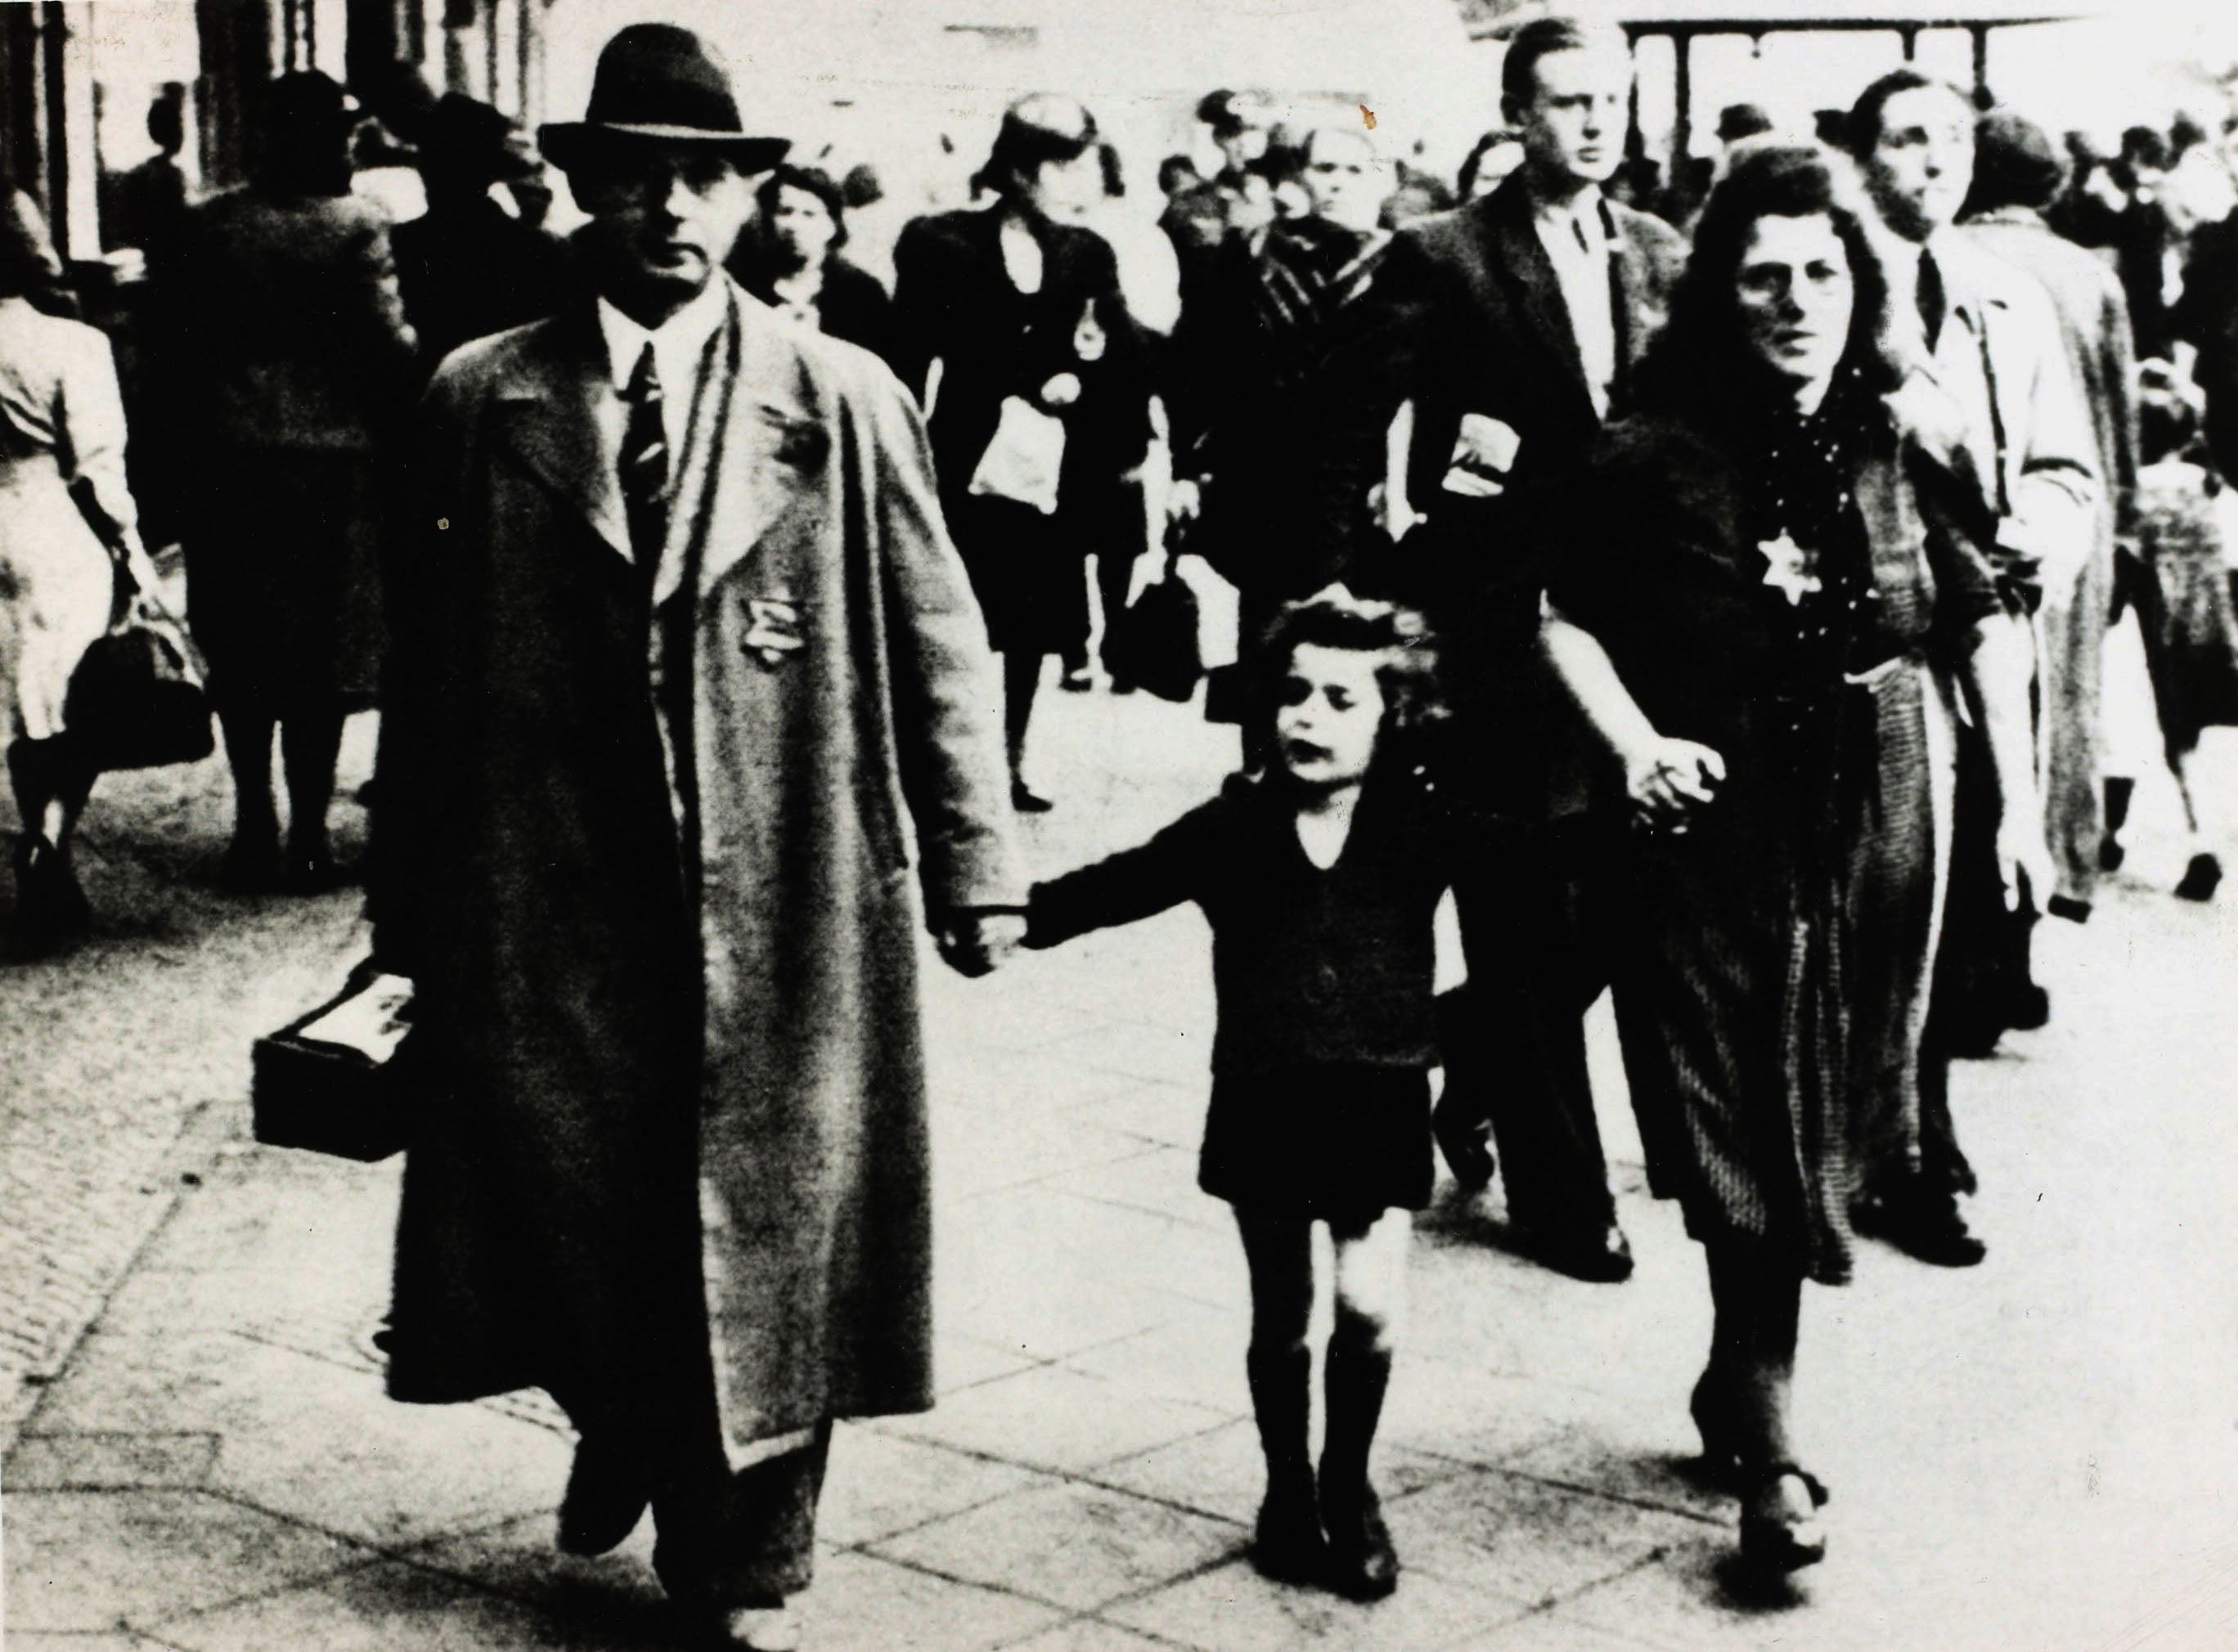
[[1529, 183, 1618, 419], [1531, 185, 1611, 253], [596, 278, 730, 450]]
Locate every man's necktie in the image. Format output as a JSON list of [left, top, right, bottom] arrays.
[[1916, 249, 1948, 352], [619, 342, 668, 586]]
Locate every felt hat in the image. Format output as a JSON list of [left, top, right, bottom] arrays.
[[419, 93, 539, 185], [539, 25, 788, 175]]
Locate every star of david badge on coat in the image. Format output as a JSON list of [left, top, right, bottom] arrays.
[[744, 598, 805, 667], [1758, 532, 1821, 606]]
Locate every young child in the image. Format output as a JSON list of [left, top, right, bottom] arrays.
[[1027, 590, 1452, 1600]]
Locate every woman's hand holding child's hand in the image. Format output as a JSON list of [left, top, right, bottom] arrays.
[[1622, 736, 1725, 834]]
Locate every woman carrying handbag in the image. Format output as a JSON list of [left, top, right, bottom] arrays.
[[0, 193, 169, 954], [891, 95, 1153, 811]]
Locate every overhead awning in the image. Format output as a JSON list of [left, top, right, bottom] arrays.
[[1461, 0, 2097, 34]]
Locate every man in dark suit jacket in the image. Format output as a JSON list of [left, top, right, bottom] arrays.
[[1384, 17, 1687, 1282]]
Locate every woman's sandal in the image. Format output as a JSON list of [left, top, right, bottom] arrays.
[[1737, 1462, 1829, 1573]]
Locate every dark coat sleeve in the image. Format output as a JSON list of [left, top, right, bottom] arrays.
[[1026, 794, 1228, 948], [820, 258, 900, 370], [887, 216, 946, 403], [856, 358, 1028, 916], [366, 360, 475, 974]]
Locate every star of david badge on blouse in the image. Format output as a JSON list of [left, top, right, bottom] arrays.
[[744, 598, 805, 667], [1759, 532, 1822, 606]]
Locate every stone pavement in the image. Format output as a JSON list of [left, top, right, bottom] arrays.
[[7, 678, 2238, 1652]]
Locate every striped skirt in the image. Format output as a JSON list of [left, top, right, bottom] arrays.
[[1607, 658, 1942, 1286]]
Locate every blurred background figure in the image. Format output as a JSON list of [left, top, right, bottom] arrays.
[[2098, 365, 2237, 901], [1166, 119, 1412, 755], [1454, 129, 1525, 204], [727, 163, 899, 366], [391, 93, 565, 373], [2112, 123, 2181, 360], [1069, 141, 1181, 340], [2177, 110, 2238, 492], [1718, 102, 1775, 151], [169, 70, 416, 891], [1163, 90, 1279, 312], [0, 193, 162, 953], [102, 84, 192, 277], [892, 93, 1152, 812], [1610, 152, 1663, 214], [1962, 107, 2138, 923], [1381, 146, 1456, 231]]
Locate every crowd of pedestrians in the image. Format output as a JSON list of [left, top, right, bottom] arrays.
[[4, 14, 2238, 1650]]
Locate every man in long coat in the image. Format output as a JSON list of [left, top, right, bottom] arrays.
[[368, 26, 1024, 1650], [1963, 109, 2140, 921]]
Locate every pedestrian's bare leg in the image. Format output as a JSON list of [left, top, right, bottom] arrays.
[[1232, 1205, 1323, 1583], [7, 733, 93, 942], [280, 703, 344, 878], [1701, 1237, 1824, 1568], [218, 704, 279, 882], [1323, 1209, 1409, 1598], [1004, 649, 1049, 806]]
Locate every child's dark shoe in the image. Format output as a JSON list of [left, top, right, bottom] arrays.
[[1250, 1476, 1328, 1586], [1320, 1482, 1399, 1600]]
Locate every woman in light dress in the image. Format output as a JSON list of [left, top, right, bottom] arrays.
[[0, 191, 159, 949]]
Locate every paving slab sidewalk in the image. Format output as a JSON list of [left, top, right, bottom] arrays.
[[7, 689, 2238, 1652]]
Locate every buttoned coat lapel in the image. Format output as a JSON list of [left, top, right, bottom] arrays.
[[488, 303, 631, 564], [675, 282, 829, 606]]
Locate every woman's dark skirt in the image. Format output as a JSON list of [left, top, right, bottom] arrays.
[[185, 448, 385, 714], [1606, 663, 1936, 1286], [1199, 1062, 1433, 1228], [949, 492, 1093, 658]]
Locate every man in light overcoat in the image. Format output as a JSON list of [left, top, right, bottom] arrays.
[[368, 25, 1024, 1650]]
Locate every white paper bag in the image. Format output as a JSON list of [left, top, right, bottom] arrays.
[[968, 395, 1067, 516]]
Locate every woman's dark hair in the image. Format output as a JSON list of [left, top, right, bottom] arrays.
[[1967, 107, 2069, 216], [755, 164, 847, 252], [1097, 141, 1126, 200], [1636, 141, 1899, 417], [1456, 128, 1523, 198], [1256, 589, 1444, 757], [977, 94, 1098, 205], [2120, 123, 2173, 172], [253, 70, 358, 197], [1157, 154, 1201, 197]]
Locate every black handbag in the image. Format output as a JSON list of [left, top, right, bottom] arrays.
[[251, 968, 417, 1162], [64, 620, 214, 773], [1104, 572, 1203, 704]]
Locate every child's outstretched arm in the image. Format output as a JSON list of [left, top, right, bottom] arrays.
[[1025, 797, 1226, 950]]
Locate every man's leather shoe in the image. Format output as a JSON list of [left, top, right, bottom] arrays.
[[556, 1435, 649, 1556], [1852, 1185, 1986, 1268], [1506, 1218, 1634, 1283], [1431, 1101, 1495, 1194]]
